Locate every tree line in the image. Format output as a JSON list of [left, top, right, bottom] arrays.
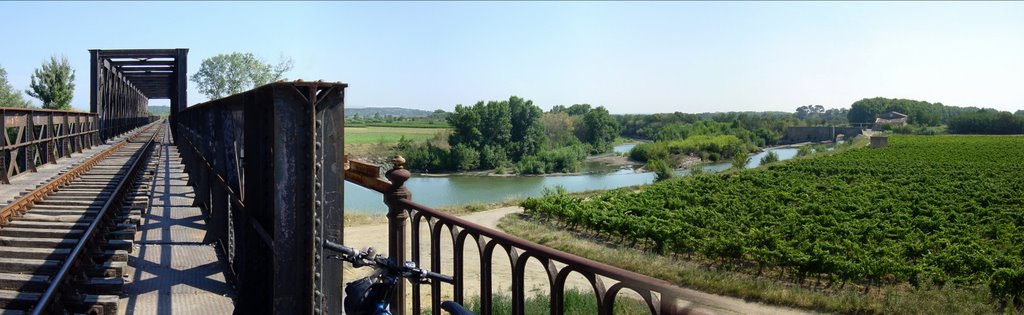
[[399, 97, 620, 174], [849, 97, 1024, 134]]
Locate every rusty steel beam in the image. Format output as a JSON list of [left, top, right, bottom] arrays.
[[177, 81, 346, 315], [0, 108, 98, 184]]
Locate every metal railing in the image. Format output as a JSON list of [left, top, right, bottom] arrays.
[[176, 81, 346, 315], [0, 107, 100, 183], [345, 157, 698, 315]]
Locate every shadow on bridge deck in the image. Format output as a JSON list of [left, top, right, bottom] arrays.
[[119, 140, 235, 315]]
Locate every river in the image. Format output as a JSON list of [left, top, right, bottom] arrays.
[[344, 145, 800, 213]]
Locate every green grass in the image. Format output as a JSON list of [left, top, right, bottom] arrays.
[[463, 288, 651, 315], [346, 121, 450, 128], [344, 126, 448, 145]]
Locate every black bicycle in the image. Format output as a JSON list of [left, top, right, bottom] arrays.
[[324, 240, 474, 315]]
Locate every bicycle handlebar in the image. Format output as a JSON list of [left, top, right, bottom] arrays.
[[324, 240, 454, 284]]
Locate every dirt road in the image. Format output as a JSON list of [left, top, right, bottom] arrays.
[[344, 207, 814, 315]]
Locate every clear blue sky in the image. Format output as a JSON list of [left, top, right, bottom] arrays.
[[1, 1, 1022, 114]]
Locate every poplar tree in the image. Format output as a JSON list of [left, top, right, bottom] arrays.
[[26, 55, 76, 110]]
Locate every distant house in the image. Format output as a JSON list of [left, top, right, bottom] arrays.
[[873, 111, 908, 130]]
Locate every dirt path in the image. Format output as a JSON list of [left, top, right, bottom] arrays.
[[344, 207, 815, 315]]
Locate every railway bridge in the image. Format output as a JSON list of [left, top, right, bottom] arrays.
[[0, 49, 723, 315]]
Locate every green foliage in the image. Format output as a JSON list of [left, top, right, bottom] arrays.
[[449, 144, 480, 171], [399, 142, 449, 172], [515, 145, 588, 174], [759, 151, 779, 165], [647, 158, 674, 182], [446, 96, 546, 161], [796, 145, 813, 157], [508, 96, 546, 159], [516, 156, 547, 174], [731, 150, 749, 169], [947, 110, 1024, 134], [430, 96, 607, 174], [522, 135, 1024, 306], [0, 65, 31, 108], [689, 165, 705, 176], [578, 106, 621, 153], [845, 97, 993, 126], [617, 111, 791, 147], [629, 135, 744, 163], [26, 55, 75, 109], [479, 144, 508, 169], [540, 112, 577, 148], [191, 52, 293, 99]]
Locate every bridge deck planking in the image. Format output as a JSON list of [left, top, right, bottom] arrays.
[[119, 141, 235, 315]]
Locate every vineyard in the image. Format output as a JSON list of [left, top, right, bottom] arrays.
[[521, 135, 1024, 306]]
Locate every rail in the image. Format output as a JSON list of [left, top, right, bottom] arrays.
[[175, 81, 346, 315], [30, 121, 161, 315], [345, 157, 696, 315], [0, 107, 100, 184]]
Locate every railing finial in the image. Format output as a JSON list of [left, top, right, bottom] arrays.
[[392, 155, 406, 169]]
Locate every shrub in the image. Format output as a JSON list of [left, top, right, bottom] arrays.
[[647, 158, 674, 182], [760, 151, 779, 165], [732, 150, 750, 169], [516, 156, 547, 174]]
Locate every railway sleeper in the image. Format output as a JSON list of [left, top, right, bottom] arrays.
[[63, 293, 119, 315], [0, 289, 39, 310]]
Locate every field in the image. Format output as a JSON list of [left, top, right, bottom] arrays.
[[520, 135, 1024, 313], [344, 126, 448, 145]]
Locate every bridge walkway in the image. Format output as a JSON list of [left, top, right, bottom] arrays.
[[118, 136, 235, 314]]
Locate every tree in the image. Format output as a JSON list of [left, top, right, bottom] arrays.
[[578, 106, 621, 152], [732, 150, 750, 169], [26, 56, 75, 110], [541, 112, 576, 148], [507, 96, 545, 159], [794, 105, 825, 119], [191, 52, 294, 99], [0, 65, 31, 108], [447, 104, 483, 149]]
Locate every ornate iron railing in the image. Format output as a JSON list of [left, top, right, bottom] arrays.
[[345, 156, 698, 315]]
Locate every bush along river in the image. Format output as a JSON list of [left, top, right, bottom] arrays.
[[344, 145, 800, 213]]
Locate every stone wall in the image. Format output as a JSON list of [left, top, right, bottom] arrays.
[[783, 126, 865, 143]]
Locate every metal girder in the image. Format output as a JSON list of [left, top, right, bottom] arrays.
[[177, 82, 347, 315], [93, 49, 179, 58], [120, 67, 174, 73], [90, 48, 188, 141], [111, 60, 176, 67]]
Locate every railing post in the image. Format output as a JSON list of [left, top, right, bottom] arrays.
[[384, 155, 411, 315]]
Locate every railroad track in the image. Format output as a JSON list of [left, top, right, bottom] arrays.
[[0, 121, 165, 315]]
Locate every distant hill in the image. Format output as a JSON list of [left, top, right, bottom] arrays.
[[148, 105, 170, 116], [346, 107, 436, 117]]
